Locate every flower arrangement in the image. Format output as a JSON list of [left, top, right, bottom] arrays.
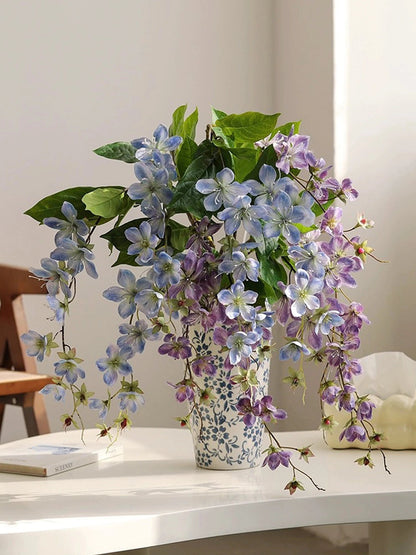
[[23, 106, 382, 493]]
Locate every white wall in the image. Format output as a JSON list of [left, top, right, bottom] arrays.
[[0, 0, 277, 442]]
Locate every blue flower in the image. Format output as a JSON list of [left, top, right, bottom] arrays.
[[127, 161, 173, 210], [217, 196, 267, 238], [88, 398, 108, 420], [135, 288, 164, 318], [132, 124, 182, 160], [54, 354, 85, 385], [43, 201, 89, 245], [195, 168, 249, 212], [153, 251, 181, 288], [263, 190, 310, 244], [118, 391, 145, 413], [30, 257, 72, 297], [218, 251, 259, 282], [140, 195, 166, 237], [21, 330, 48, 362], [103, 269, 151, 319], [226, 331, 259, 365], [125, 221, 159, 265], [315, 310, 344, 335], [40, 383, 66, 402], [248, 164, 283, 205], [50, 238, 98, 278], [117, 320, 159, 354], [96, 345, 134, 386], [46, 295, 65, 324], [217, 280, 258, 322], [285, 269, 323, 317], [288, 242, 329, 279], [279, 340, 310, 362]]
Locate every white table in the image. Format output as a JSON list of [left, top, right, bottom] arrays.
[[0, 427, 415, 555]]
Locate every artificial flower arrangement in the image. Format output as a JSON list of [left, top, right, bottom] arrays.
[[23, 105, 382, 494]]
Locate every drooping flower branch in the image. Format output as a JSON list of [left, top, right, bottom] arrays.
[[22, 106, 382, 492]]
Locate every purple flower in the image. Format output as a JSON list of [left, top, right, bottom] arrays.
[[320, 384, 340, 405], [320, 206, 343, 236], [236, 397, 257, 427], [253, 396, 287, 423], [191, 356, 217, 377], [272, 131, 310, 174], [339, 423, 366, 442], [169, 381, 195, 403], [262, 449, 291, 470], [356, 399, 375, 421], [338, 384, 356, 412], [186, 216, 222, 254], [158, 334, 192, 360]]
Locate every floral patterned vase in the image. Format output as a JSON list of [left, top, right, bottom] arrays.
[[188, 327, 270, 470]]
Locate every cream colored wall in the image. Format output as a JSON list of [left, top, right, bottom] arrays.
[[270, 0, 334, 432], [0, 0, 276, 441]]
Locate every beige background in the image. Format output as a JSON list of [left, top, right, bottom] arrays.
[[1, 0, 415, 447]]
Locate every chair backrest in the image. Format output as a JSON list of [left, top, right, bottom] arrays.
[[0, 264, 45, 373]]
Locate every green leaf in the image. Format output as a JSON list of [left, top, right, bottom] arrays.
[[227, 147, 259, 182], [166, 219, 191, 252], [274, 121, 301, 136], [183, 107, 198, 140], [168, 140, 232, 218], [258, 251, 287, 292], [25, 187, 96, 223], [82, 187, 133, 219], [211, 107, 227, 124], [176, 137, 198, 178], [93, 142, 137, 163], [169, 104, 187, 137], [243, 144, 277, 181], [215, 111, 280, 143]]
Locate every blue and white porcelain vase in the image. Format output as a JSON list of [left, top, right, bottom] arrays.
[[188, 327, 270, 470]]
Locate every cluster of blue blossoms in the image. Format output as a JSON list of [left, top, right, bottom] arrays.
[[23, 113, 379, 486]]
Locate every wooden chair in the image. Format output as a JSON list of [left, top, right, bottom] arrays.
[[0, 265, 54, 438]]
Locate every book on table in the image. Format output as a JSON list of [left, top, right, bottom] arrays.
[[0, 440, 123, 477]]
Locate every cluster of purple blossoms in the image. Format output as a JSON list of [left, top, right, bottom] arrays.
[[23, 109, 377, 485]]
